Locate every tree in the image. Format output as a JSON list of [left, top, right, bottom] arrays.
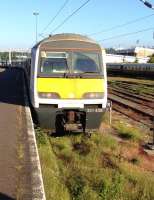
[[105, 48, 117, 54], [148, 54, 154, 63], [134, 57, 138, 63], [0, 52, 9, 61]]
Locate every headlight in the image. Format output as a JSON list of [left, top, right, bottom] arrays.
[[38, 92, 60, 99], [82, 92, 104, 99]]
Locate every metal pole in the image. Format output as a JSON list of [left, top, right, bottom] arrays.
[[9, 50, 12, 66], [107, 101, 112, 125], [153, 124, 154, 146], [152, 117, 154, 145], [36, 14, 38, 43], [33, 12, 39, 44], [109, 101, 112, 125]]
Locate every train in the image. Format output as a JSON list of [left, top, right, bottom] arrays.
[[107, 63, 154, 77], [29, 33, 107, 133]]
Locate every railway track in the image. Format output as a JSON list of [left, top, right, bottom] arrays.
[[108, 81, 154, 127], [109, 87, 154, 108], [110, 82, 154, 98]]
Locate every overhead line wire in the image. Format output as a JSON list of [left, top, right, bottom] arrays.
[[88, 13, 154, 36], [50, 0, 92, 34], [99, 26, 154, 42], [40, 0, 70, 35]]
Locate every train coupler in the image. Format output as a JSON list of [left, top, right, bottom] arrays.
[[64, 123, 82, 131], [63, 110, 86, 132]]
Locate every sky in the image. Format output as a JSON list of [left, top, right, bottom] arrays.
[[0, 0, 154, 50]]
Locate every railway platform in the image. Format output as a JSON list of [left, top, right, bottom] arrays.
[[0, 67, 45, 200]]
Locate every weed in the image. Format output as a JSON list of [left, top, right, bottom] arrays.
[[35, 127, 46, 146], [37, 127, 154, 200], [102, 152, 118, 169], [92, 133, 118, 151], [37, 134, 70, 200], [73, 141, 90, 156], [51, 137, 72, 152], [119, 162, 154, 200], [66, 174, 86, 200], [130, 157, 140, 165], [58, 149, 74, 164], [80, 186, 99, 200], [98, 173, 125, 200], [113, 122, 141, 142]]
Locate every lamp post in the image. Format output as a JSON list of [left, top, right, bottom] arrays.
[[139, 0, 154, 9], [33, 12, 39, 44]]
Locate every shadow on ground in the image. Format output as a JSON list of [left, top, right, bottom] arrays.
[[0, 67, 26, 106], [50, 130, 83, 137], [0, 193, 15, 200]]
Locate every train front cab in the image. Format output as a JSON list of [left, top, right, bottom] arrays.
[[30, 35, 107, 133]]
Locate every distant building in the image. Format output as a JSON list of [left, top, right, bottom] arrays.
[[106, 54, 149, 64], [116, 47, 154, 58]]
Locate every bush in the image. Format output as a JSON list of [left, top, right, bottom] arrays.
[[148, 54, 154, 63]]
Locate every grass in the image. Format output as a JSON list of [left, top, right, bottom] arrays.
[[119, 162, 154, 200], [36, 127, 154, 200], [113, 121, 142, 142], [36, 128, 70, 200]]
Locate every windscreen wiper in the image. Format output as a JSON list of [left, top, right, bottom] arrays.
[[79, 71, 100, 77]]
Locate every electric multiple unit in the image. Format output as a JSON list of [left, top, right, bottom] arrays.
[[30, 33, 107, 133]]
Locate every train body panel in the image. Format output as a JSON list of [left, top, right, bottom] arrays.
[[107, 63, 154, 77], [37, 78, 105, 99]]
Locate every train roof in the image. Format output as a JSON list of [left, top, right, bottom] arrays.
[[32, 33, 103, 51]]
